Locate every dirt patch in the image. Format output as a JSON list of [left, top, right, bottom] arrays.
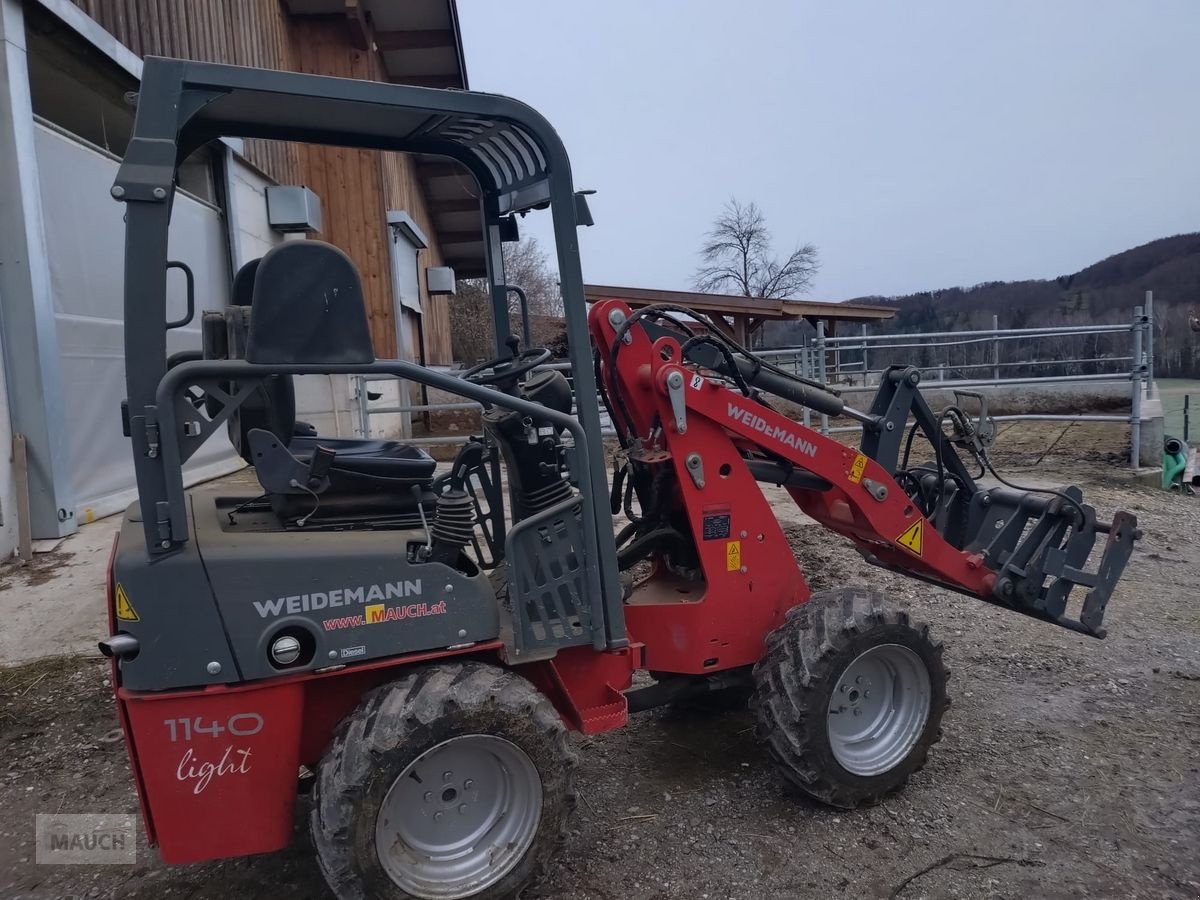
[[0, 549, 77, 592], [1, 466, 1198, 899]]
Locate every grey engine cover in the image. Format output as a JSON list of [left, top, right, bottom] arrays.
[[113, 490, 499, 691]]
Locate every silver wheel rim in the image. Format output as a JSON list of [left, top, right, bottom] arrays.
[[375, 734, 543, 899], [827, 643, 932, 776]]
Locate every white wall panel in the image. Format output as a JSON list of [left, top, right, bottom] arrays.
[[36, 123, 242, 522]]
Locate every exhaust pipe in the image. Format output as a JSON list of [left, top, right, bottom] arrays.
[[98, 633, 140, 661]]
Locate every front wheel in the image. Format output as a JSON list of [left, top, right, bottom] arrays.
[[311, 661, 576, 900], [752, 588, 949, 808]]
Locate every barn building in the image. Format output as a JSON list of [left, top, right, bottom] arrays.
[[0, 0, 482, 556]]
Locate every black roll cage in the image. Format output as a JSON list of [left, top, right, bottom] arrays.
[[113, 57, 625, 648]]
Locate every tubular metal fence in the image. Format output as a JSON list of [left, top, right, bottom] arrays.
[[356, 295, 1159, 468]]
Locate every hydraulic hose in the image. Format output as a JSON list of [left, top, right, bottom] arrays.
[[634, 309, 845, 418]]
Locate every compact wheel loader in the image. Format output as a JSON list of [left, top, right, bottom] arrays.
[[101, 57, 1139, 900]]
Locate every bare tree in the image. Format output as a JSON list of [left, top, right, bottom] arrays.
[[694, 199, 819, 298], [449, 236, 564, 363], [501, 238, 563, 318]]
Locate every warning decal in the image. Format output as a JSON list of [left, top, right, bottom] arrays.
[[726, 540, 742, 571], [896, 520, 924, 556], [848, 453, 868, 484], [115, 584, 139, 622]]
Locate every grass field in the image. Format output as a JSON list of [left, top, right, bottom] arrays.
[[1159, 378, 1200, 441]]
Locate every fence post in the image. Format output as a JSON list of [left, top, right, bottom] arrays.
[[1130, 306, 1143, 470], [1144, 290, 1155, 399], [992, 313, 1000, 380], [1185, 395, 1191, 443], [816, 320, 829, 434], [800, 345, 812, 429], [861, 323, 869, 386]]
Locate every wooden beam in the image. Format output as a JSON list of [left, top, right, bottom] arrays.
[[343, 0, 372, 51], [13, 434, 32, 565], [732, 315, 749, 347], [429, 196, 481, 213], [375, 28, 455, 51], [582, 284, 895, 322], [390, 73, 462, 89], [708, 316, 734, 339], [440, 230, 484, 245]]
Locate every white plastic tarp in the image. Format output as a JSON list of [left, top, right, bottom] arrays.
[[35, 122, 242, 523]]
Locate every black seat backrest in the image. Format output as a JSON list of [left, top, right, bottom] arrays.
[[231, 257, 260, 307], [245, 240, 375, 365], [222, 257, 296, 463]]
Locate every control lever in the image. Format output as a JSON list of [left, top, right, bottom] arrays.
[[306, 445, 336, 488], [411, 484, 433, 556]]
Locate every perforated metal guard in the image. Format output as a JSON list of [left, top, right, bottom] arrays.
[[506, 497, 595, 655]]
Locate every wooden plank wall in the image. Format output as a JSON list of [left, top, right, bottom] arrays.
[[66, 0, 458, 362], [287, 17, 396, 358], [68, 0, 301, 185]]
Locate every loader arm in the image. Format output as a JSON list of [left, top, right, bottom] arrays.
[[590, 300, 1137, 645]]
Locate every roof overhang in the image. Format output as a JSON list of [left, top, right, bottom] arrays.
[[284, 0, 468, 88], [284, 0, 486, 274]]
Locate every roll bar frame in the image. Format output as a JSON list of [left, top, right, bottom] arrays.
[[113, 57, 625, 647]]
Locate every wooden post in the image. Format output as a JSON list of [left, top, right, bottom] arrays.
[[13, 433, 32, 564], [732, 315, 749, 347]]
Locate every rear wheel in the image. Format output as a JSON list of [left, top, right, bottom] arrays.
[[751, 588, 949, 808], [312, 661, 576, 900]]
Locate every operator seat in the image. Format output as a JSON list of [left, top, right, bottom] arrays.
[[231, 241, 437, 522]]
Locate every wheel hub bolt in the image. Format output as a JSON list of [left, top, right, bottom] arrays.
[[464, 779, 474, 789], [424, 791, 432, 802], [433, 811, 443, 821], [459, 804, 469, 815], [443, 771, 453, 780]]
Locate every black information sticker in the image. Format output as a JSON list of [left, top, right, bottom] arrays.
[[702, 513, 731, 541]]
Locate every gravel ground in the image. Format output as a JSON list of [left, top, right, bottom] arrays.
[[0, 424, 1197, 899]]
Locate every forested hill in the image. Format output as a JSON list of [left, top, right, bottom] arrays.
[[850, 233, 1200, 377]]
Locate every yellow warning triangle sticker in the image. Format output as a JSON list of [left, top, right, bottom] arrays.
[[896, 520, 924, 556], [115, 584, 139, 622]]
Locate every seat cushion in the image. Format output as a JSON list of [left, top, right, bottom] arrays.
[[288, 435, 437, 483]]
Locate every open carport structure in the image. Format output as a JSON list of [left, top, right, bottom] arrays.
[[583, 284, 895, 346]]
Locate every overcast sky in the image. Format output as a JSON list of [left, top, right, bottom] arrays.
[[458, 1, 1199, 300]]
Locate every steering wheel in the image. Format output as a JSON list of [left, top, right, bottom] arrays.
[[461, 347, 552, 387]]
